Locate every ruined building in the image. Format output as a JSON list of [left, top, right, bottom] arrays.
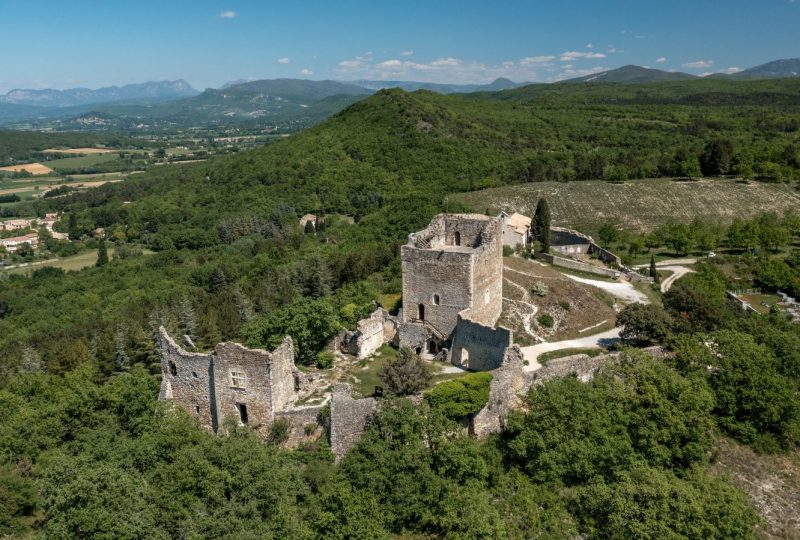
[[158, 328, 316, 439], [399, 214, 510, 370]]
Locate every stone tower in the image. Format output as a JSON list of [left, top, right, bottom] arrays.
[[399, 214, 503, 355]]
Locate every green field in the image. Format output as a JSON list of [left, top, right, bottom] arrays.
[[5, 249, 114, 275], [450, 178, 800, 235], [45, 153, 120, 171]]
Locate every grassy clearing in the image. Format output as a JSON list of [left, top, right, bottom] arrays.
[[450, 178, 800, 236], [738, 292, 782, 314], [46, 153, 120, 170], [339, 344, 464, 397], [5, 248, 153, 276]]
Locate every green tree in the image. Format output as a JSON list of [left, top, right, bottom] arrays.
[[700, 139, 734, 176], [532, 198, 551, 253], [378, 347, 432, 396], [597, 221, 619, 248], [95, 239, 108, 267], [617, 303, 672, 346], [649, 254, 660, 284]]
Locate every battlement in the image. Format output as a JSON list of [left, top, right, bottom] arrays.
[[407, 213, 499, 251]]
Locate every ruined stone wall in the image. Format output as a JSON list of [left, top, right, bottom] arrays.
[[159, 330, 216, 431], [537, 253, 621, 278], [468, 219, 503, 327], [397, 321, 433, 353], [471, 346, 526, 438], [159, 328, 299, 438], [550, 227, 621, 267], [275, 405, 326, 448], [450, 316, 512, 371], [349, 308, 387, 359], [529, 353, 615, 386], [330, 384, 377, 461]]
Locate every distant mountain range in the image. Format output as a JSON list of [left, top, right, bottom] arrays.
[[0, 80, 198, 108], [353, 77, 525, 94], [1, 58, 798, 130], [561, 58, 800, 84]]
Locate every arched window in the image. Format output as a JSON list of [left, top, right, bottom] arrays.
[[433, 294, 440, 305], [418, 303, 425, 321], [453, 231, 461, 246]]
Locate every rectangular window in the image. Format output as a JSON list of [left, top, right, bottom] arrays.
[[230, 371, 246, 388]]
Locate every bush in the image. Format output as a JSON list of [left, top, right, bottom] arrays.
[[425, 372, 493, 419], [316, 349, 335, 369], [537, 313, 554, 328], [502, 245, 514, 257], [378, 347, 432, 396]]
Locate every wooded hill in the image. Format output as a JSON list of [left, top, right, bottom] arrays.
[[0, 78, 799, 538]]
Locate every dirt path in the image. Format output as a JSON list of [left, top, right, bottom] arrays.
[[502, 275, 540, 340], [659, 265, 695, 293], [520, 327, 622, 371], [564, 275, 649, 304]]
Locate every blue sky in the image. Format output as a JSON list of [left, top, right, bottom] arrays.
[[0, 0, 798, 92]]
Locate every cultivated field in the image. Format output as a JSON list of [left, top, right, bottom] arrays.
[[45, 153, 120, 170], [42, 148, 114, 155], [0, 163, 54, 176], [451, 179, 800, 235]]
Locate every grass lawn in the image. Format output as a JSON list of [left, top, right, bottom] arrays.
[[341, 344, 466, 397], [5, 248, 154, 276], [737, 292, 782, 314]]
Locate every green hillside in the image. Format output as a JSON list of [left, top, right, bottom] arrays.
[[1, 78, 800, 539]]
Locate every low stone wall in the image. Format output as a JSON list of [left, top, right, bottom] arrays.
[[450, 315, 512, 371], [339, 308, 388, 359], [537, 252, 621, 279], [529, 353, 614, 386], [330, 384, 378, 461]]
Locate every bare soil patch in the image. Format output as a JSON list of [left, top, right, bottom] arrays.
[[42, 147, 114, 155], [0, 163, 54, 176], [501, 256, 617, 344]]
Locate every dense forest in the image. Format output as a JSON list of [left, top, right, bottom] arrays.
[[0, 78, 799, 537]]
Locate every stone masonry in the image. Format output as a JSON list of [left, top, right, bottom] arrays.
[[399, 214, 504, 357], [330, 384, 378, 461], [158, 327, 302, 437]]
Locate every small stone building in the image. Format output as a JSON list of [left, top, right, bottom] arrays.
[[399, 214, 508, 368], [158, 328, 301, 436], [498, 211, 531, 248]]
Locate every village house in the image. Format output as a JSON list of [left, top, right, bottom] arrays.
[[0, 233, 39, 253], [0, 219, 30, 232], [498, 211, 531, 248]]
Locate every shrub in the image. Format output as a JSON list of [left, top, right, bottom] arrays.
[[537, 314, 554, 328], [425, 372, 493, 419], [532, 281, 549, 297], [378, 347, 432, 396], [316, 350, 335, 369]]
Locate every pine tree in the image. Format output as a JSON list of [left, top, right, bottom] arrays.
[[650, 254, 660, 285], [96, 239, 109, 267], [533, 198, 551, 253], [179, 297, 197, 343], [304, 220, 315, 234]]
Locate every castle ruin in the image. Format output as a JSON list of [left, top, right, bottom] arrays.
[[399, 214, 509, 369]]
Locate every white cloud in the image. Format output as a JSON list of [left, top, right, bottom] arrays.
[[607, 47, 621, 54], [700, 72, 714, 77], [400, 50, 414, 56], [559, 51, 606, 61], [300, 68, 313, 76], [278, 57, 290, 64], [519, 55, 556, 66], [723, 66, 742, 74], [656, 57, 667, 63], [682, 60, 714, 69], [219, 11, 237, 19], [586, 43, 594, 49], [552, 66, 608, 82]]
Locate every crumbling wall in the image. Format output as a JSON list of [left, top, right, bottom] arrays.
[[330, 384, 377, 461], [158, 329, 216, 431], [471, 346, 526, 437], [159, 328, 300, 438], [550, 226, 622, 267], [537, 253, 621, 278], [340, 308, 388, 359], [397, 321, 433, 353], [275, 405, 326, 448], [450, 316, 512, 371]]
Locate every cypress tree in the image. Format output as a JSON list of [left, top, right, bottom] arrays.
[[533, 198, 551, 253], [304, 220, 315, 234], [650, 254, 660, 284], [96, 239, 108, 267]]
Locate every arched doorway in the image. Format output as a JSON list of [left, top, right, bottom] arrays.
[[428, 340, 438, 354], [454, 231, 461, 246]]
